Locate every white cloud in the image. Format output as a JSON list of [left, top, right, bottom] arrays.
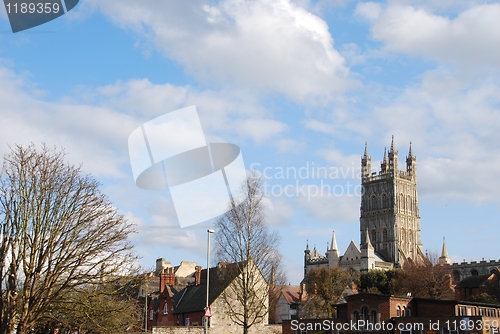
[[361, 3, 500, 67], [295, 190, 360, 222], [354, 2, 382, 22], [0, 67, 134, 178], [237, 118, 289, 144], [85, 0, 359, 101]]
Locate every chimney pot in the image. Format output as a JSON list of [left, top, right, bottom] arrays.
[[195, 266, 202, 285]]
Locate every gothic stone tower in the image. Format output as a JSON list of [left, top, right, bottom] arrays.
[[360, 136, 423, 268]]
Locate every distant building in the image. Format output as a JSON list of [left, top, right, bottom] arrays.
[[304, 137, 500, 282], [455, 268, 500, 301], [282, 292, 500, 334], [144, 259, 271, 334], [141, 259, 199, 330], [274, 285, 301, 323], [304, 137, 423, 275]]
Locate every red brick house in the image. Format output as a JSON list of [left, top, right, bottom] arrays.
[[282, 293, 500, 334], [146, 265, 202, 330], [455, 268, 500, 301]]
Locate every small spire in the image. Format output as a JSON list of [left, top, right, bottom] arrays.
[[330, 231, 338, 251], [439, 237, 451, 265], [441, 237, 449, 258]]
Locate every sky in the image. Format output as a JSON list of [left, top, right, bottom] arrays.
[[1, 0, 500, 285]]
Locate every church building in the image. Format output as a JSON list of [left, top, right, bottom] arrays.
[[304, 137, 425, 276]]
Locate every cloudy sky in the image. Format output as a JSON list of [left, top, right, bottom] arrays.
[[1, 0, 499, 284]]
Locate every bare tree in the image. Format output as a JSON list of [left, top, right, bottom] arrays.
[[214, 173, 284, 334], [394, 259, 454, 299], [0, 144, 138, 334]]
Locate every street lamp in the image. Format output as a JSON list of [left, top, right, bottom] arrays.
[[144, 290, 150, 332], [205, 229, 215, 333]]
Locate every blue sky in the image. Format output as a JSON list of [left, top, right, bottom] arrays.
[[1, 0, 500, 284]]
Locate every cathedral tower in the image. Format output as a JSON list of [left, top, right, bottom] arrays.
[[360, 137, 423, 268]]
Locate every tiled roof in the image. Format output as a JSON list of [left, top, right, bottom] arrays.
[[456, 274, 491, 288], [280, 286, 301, 305]]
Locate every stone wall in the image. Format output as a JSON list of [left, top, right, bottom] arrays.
[[152, 324, 281, 334]]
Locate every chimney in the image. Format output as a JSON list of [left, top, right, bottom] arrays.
[[159, 269, 167, 293], [159, 267, 176, 292], [195, 266, 202, 285], [299, 283, 308, 302], [166, 267, 175, 286]]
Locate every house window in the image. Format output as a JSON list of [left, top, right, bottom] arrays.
[[370, 310, 377, 324], [163, 303, 168, 315], [149, 310, 153, 320], [361, 306, 369, 321]]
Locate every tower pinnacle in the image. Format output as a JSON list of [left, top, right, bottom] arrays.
[[408, 141, 414, 158], [388, 135, 398, 171], [439, 237, 451, 265], [330, 231, 338, 251]]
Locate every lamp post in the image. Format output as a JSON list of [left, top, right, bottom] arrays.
[[144, 283, 148, 332], [205, 229, 215, 333]]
